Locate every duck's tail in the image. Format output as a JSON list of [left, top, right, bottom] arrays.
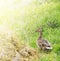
[[45, 46, 52, 50]]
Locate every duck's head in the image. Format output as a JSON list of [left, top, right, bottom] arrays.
[[35, 27, 43, 32]]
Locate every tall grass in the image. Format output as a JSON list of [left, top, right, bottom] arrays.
[[0, 0, 60, 61]]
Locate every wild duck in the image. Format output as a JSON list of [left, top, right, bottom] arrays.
[[36, 27, 52, 50]]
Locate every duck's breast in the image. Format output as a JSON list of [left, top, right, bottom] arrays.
[[36, 39, 42, 48]]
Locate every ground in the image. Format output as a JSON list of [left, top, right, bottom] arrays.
[[0, 0, 60, 61]]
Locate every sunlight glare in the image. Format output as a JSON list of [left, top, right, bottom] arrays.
[[0, 0, 33, 33], [20, 0, 32, 6]]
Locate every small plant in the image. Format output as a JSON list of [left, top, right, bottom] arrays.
[[47, 19, 59, 28]]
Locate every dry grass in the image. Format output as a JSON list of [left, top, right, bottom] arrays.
[[0, 30, 38, 61]]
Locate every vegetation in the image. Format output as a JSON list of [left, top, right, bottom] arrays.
[[0, 0, 60, 61]]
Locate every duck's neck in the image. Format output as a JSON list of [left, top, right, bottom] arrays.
[[39, 31, 42, 39]]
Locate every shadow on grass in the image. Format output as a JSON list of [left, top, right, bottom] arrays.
[[38, 48, 52, 54]]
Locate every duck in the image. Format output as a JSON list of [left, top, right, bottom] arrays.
[[36, 27, 52, 50]]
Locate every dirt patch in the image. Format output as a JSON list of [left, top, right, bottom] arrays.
[[0, 31, 38, 61]]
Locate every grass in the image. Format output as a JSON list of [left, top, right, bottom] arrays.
[[0, 0, 60, 61]]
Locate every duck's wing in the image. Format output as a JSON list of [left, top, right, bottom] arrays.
[[42, 39, 51, 46], [42, 39, 52, 49]]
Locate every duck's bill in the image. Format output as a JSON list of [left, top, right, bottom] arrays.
[[46, 47, 52, 50]]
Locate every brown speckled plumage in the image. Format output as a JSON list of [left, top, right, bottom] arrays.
[[36, 27, 52, 50]]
